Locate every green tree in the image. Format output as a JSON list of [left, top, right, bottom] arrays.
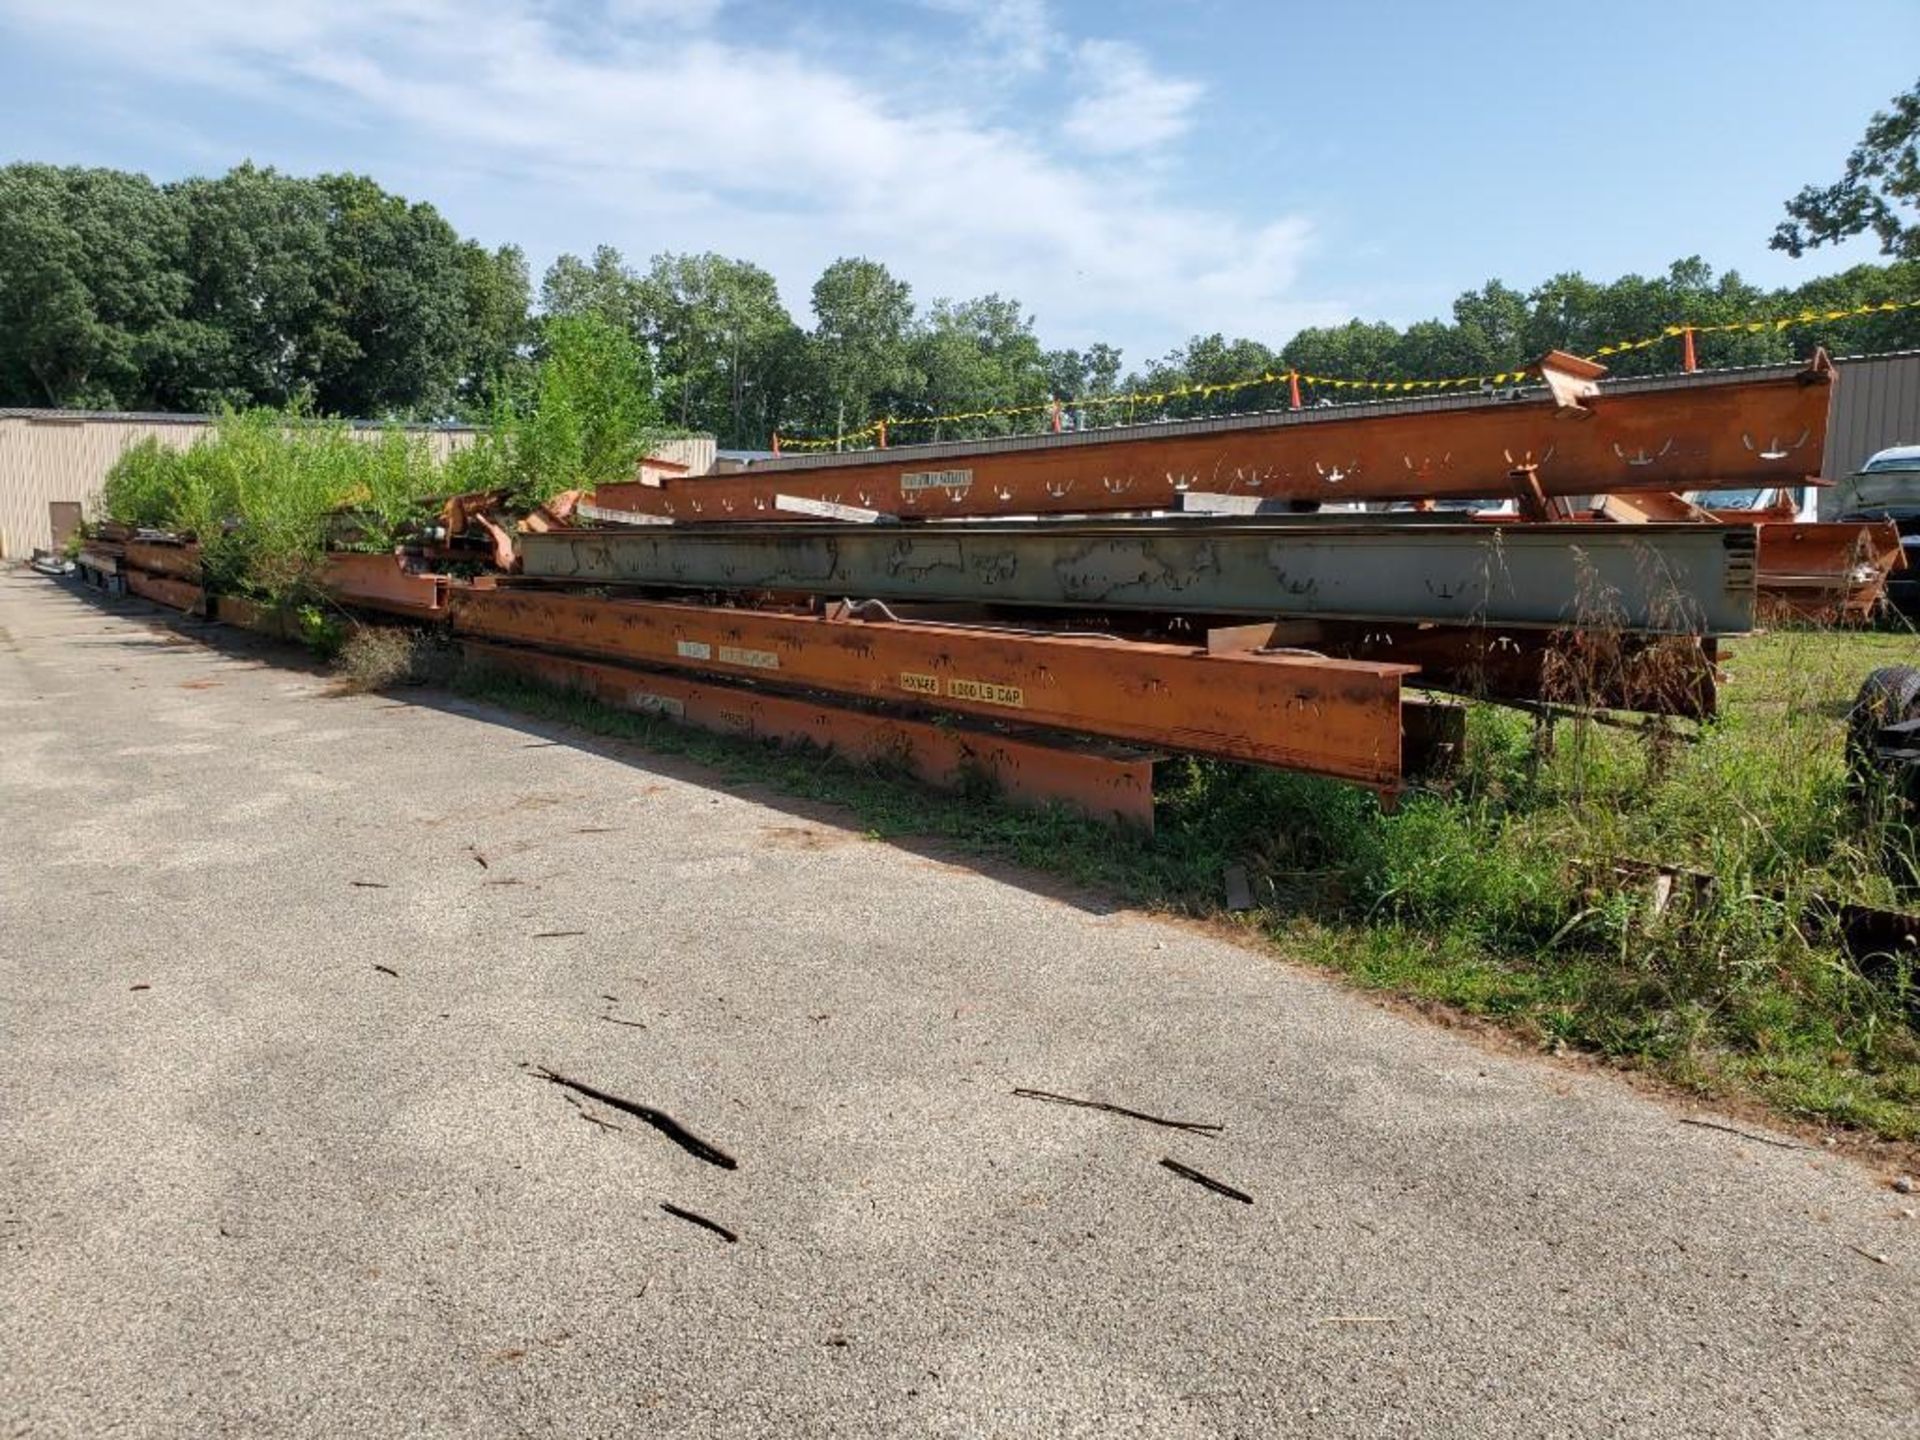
[[1773, 80, 1920, 262], [488, 312, 661, 504], [1279, 321, 1400, 401], [169, 163, 335, 409], [0, 164, 191, 407], [161, 165, 526, 416], [540, 245, 645, 335], [1044, 342, 1124, 403], [307, 172, 493, 416], [1447, 281, 1530, 371], [807, 257, 915, 440], [457, 242, 533, 413], [1772, 259, 1920, 356], [908, 294, 1049, 439], [636, 252, 797, 443]]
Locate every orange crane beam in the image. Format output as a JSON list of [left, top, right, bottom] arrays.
[[447, 588, 1416, 788], [461, 641, 1163, 826], [589, 355, 1835, 523]]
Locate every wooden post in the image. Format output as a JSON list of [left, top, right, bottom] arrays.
[[1288, 370, 1303, 411], [1681, 327, 1698, 373], [771, 432, 782, 456]]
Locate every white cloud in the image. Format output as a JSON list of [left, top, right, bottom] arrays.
[[920, 0, 1057, 72], [1063, 39, 1204, 155], [0, 0, 1334, 357]]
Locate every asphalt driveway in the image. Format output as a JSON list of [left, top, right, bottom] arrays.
[[1, 570, 1914, 1438]]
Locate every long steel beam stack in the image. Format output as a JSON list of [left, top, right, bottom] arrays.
[[89, 355, 1836, 821]]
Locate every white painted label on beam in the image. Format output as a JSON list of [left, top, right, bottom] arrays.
[[627, 690, 687, 718], [717, 645, 779, 670], [900, 468, 973, 494], [676, 639, 712, 660]]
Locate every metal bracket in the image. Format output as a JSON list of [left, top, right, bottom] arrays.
[[775, 494, 896, 525], [1533, 350, 1608, 418]]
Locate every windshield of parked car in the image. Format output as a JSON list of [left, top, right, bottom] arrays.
[[1692, 488, 1768, 509], [1836, 466, 1920, 513]]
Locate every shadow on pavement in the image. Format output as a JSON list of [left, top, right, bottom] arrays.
[[37, 570, 1130, 918]]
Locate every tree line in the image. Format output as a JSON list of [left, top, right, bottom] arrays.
[[4, 153, 1917, 448]]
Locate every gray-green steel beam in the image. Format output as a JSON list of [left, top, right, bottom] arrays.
[[519, 518, 1757, 634]]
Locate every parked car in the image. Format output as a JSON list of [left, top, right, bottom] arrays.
[[1687, 485, 1816, 521], [1831, 445, 1920, 613]]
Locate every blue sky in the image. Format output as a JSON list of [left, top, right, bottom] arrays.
[[1, 0, 1914, 365]]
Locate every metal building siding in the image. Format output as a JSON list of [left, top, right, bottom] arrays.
[[0, 414, 202, 559], [654, 433, 717, 477], [1822, 351, 1920, 517]]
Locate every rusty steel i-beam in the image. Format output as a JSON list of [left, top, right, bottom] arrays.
[[460, 641, 1164, 826], [447, 588, 1417, 787], [587, 355, 1835, 522]]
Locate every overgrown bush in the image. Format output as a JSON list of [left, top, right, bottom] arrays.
[[445, 312, 661, 508], [101, 409, 443, 601], [1111, 625, 1920, 1132], [98, 312, 663, 602]]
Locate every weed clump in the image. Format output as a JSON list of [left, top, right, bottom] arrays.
[[331, 626, 431, 694]]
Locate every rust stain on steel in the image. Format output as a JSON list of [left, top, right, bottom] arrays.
[[212, 594, 297, 639], [123, 539, 201, 582], [319, 551, 449, 617], [1285, 620, 1721, 720], [1052, 538, 1221, 601], [449, 588, 1413, 787], [587, 358, 1835, 522], [125, 570, 204, 613], [1751, 519, 1904, 623], [1505, 494, 1903, 626], [462, 641, 1161, 827]]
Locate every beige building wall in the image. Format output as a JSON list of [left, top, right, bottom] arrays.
[[2, 412, 197, 558], [651, 433, 717, 478], [0, 411, 478, 559]]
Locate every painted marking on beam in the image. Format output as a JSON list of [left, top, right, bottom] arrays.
[[717, 645, 780, 670], [947, 677, 1025, 708], [676, 639, 712, 660], [775, 493, 888, 524], [898, 671, 940, 696], [628, 689, 687, 718], [901, 468, 973, 494]]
